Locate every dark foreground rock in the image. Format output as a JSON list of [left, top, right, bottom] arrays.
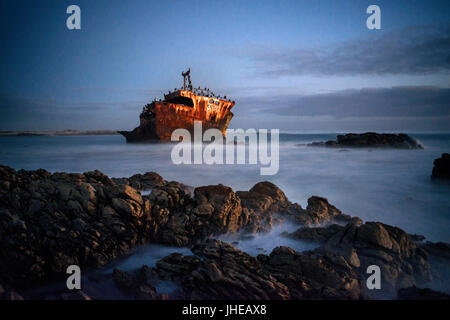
[[0, 165, 349, 289], [112, 219, 450, 300], [322, 222, 432, 295], [148, 220, 444, 299], [114, 220, 449, 300], [398, 286, 450, 300], [112, 267, 162, 300], [285, 221, 450, 297], [309, 132, 423, 149], [154, 239, 292, 299], [0, 282, 24, 300], [285, 224, 346, 243], [431, 153, 450, 180], [148, 239, 363, 300], [0, 165, 448, 300], [60, 290, 92, 300]]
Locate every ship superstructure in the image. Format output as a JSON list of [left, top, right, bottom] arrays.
[[120, 69, 235, 142]]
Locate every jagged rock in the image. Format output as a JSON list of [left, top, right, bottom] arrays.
[[286, 224, 345, 243], [397, 286, 450, 300], [0, 283, 24, 300], [0, 164, 447, 301], [154, 239, 291, 300], [191, 184, 243, 234], [431, 153, 450, 180], [419, 241, 450, 293], [422, 241, 450, 260], [152, 239, 363, 300], [294, 196, 353, 226], [286, 220, 440, 297], [410, 234, 426, 242], [0, 165, 330, 287], [247, 181, 289, 204], [60, 290, 92, 300], [321, 222, 432, 294], [112, 266, 158, 300], [112, 171, 166, 191], [4, 290, 24, 300], [0, 165, 153, 287], [144, 183, 245, 247], [147, 182, 350, 247], [309, 132, 423, 149], [113, 268, 135, 289], [236, 181, 296, 232], [237, 183, 352, 228], [261, 246, 363, 299]]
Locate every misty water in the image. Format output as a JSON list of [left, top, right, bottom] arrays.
[[1, 133, 448, 242], [1, 133, 449, 296], [0, 134, 450, 298]]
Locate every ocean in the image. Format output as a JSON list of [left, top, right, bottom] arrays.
[[0, 133, 449, 245]]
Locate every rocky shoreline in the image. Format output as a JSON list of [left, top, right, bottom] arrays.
[[0, 165, 448, 300], [309, 132, 423, 149], [432, 153, 450, 180]]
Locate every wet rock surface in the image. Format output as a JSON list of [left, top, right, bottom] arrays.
[[154, 239, 291, 299], [285, 224, 346, 243], [398, 285, 450, 300], [139, 220, 447, 300], [431, 153, 450, 180], [309, 132, 423, 149], [0, 166, 348, 288], [320, 222, 434, 296], [112, 266, 162, 300], [0, 165, 153, 287], [0, 282, 24, 300], [116, 239, 363, 300], [138, 221, 447, 300], [0, 165, 448, 300]]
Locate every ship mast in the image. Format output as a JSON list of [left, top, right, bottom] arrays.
[[181, 68, 192, 91]]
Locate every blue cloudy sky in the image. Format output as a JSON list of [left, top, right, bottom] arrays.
[[0, 0, 449, 132]]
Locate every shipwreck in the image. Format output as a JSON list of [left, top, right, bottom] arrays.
[[119, 68, 235, 142]]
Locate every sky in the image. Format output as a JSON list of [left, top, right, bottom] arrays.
[[0, 0, 449, 132]]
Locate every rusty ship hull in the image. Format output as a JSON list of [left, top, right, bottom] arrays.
[[120, 80, 235, 142]]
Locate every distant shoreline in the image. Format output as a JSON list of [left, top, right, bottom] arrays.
[[0, 130, 119, 136], [1, 130, 449, 137]]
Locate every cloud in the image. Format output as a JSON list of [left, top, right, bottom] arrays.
[[1, 86, 449, 132], [245, 25, 450, 77], [0, 93, 146, 131], [240, 86, 450, 119]]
